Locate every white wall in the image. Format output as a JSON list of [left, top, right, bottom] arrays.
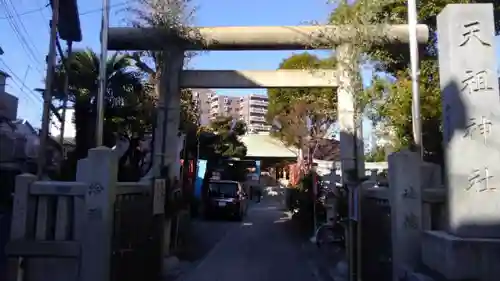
[[313, 159, 388, 178], [49, 108, 75, 138]]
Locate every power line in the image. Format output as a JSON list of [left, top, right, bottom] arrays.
[[0, 0, 133, 121], [6, 0, 44, 59], [35, 0, 50, 33], [0, 1, 132, 20], [0, 4, 48, 19], [0, 58, 43, 107], [0, 0, 45, 74], [80, 1, 132, 15]]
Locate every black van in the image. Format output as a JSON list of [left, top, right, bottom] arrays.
[[205, 180, 247, 220]]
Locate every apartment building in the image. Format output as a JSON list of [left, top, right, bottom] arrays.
[[209, 94, 240, 120], [191, 89, 214, 126], [190, 90, 271, 133], [239, 94, 271, 133]]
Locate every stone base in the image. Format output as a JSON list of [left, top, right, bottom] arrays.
[[421, 231, 500, 281]]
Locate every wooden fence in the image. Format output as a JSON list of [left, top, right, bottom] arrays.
[[111, 182, 162, 281], [4, 147, 166, 281]]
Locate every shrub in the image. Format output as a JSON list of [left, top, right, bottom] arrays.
[[289, 171, 326, 237]]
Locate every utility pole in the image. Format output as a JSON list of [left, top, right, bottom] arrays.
[[96, 0, 111, 146], [38, 0, 60, 178], [56, 40, 73, 146]]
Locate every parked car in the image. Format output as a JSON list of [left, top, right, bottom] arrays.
[[205, 180, 247, 220]]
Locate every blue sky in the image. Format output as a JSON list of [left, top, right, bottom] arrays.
[[1, 0, 375, 140]]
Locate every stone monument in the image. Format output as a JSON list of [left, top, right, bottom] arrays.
[[439, 3, 500, 238], [421, 4, 500, 280]]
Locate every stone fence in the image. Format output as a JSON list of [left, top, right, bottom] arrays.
[[361, 149, 499, 281], [4, 147, 167, 281], [276, 147, 498, 281], [360, 150, 445, 281]]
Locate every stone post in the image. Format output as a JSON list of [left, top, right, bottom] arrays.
[[7, 174, 36, 281], [420, 4, 500, 281], [78, 147, 118, 281], [388, 150, 422, 281], [369, 169, 378, 181]]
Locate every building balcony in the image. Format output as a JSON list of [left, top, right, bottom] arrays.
[[249, 116, 266, 122], [210, 100, 219, 108], [248, 123, 271, 131], [249, 107, 267, 114], [249, 99, 268, 106]]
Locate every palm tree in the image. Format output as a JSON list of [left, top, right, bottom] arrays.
[[49, 49, 154, 179]]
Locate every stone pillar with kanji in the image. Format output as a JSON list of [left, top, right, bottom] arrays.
[[421, 4, 500, 281]]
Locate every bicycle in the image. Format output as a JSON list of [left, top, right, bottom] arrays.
[[312, 182, 349, 252], [313, 215, 348, 250]]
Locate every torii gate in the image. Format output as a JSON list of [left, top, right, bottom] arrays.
[[107, 24, 428, 279], [107, 24, 428, 183]]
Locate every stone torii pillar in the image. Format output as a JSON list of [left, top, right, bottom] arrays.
[[337, 43, 365, 180], [156, 47, 184, 183]]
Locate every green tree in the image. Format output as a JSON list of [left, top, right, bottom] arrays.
[[365, 61, 442, 163], [181, 116, 247, 181], [267, 53, 337, 155], [51, 49, 153, 156], [182, 116, 247, 199], [365, 146, 387, 162], [126, 0, 197, 130], [267, 53, 337, 125], [49, 49, 154, 180], [329, 0, 500, 164], [179, 89, 198, 132], [126, 0, 198, 184], [207, 116, 247, 159]]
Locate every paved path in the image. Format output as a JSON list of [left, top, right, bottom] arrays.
[[181, 199, 322, 281], [180, 217, 239, 262]]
